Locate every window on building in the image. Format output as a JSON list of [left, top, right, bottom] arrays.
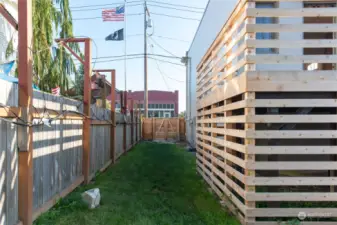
[[154, 104, 158, 109], [171, 104, 174, 109], [159, 104, 162, 108], [256, 2, 278, 54], [163, 104, 167, 109]]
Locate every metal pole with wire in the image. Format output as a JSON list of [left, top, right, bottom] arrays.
[[124, 0, 127, 93], [144, 0, 148, 118]]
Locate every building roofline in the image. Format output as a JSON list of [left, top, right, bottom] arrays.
[[187, 0, 210, 54]]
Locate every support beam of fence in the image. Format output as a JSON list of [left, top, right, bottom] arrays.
[[123, 91, 127, 153], [17, 0, 33, 224], [83, 39, 92, 184], [131, 99, 134, 146]]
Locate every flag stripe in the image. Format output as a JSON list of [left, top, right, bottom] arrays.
[[102, 6, 125, 22]]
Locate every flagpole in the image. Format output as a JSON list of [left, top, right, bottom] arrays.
[[124, 0, 127, 94]]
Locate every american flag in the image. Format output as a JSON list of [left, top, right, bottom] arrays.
[[102, 5, 125, 22]]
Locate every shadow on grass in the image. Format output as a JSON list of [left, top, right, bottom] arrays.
[[34, 142, 240, 225]]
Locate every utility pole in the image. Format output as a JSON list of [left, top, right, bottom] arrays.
[[144, 0, 148, 118]]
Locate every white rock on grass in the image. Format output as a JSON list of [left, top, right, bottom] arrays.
[[82, 188, 101, 209]]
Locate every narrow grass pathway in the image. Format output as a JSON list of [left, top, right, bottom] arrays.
[[35, 142, 239, 225]]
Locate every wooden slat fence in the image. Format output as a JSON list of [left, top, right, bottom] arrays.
[[0, 79, 19, 225], [0, 79, 141, 225], [90, 106, 111, 178], [142, 118, 186, 141]]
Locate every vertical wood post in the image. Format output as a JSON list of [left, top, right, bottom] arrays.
[[164, 119, 168, 140], [135, 101, 138, 142], [83, 39, 92, 184], [152, 117, 155, 140], [245, 92, 256, 224], [123, 91, 127, 152], [18, 0, 33, 224], [102, 74, 107, 109], [176, 118, 180, 142], [130, 99, 134, 146], [110, 71, 116, 163]]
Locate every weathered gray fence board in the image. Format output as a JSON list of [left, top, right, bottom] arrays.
[[32, 91, 83, 210], [89, 105, 111, 176], [0, 80, 18, 225], [0, 79, 141, 224], [0, 120, 18, 225]]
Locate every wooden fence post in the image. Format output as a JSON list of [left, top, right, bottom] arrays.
[[18, 0, 33, 224], [110, 71, 116, 163], [123, 91, 127, 152], [177, 118, 180, 142], [152, 117, 155, 140], [83, 39, 92, 184], [135, 102, 138, 143], [130, 99, 134, 146], [164, 119, 168, 140]]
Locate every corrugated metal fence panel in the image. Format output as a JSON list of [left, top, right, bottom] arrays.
[[32, 91, 83, 210], [0, 79, 18, 225], [90, 106, 111, 176]]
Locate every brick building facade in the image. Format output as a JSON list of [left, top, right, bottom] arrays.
[[108, 90, 179, 118]]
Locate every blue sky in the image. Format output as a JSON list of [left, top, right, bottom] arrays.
[[70, 0, 208, 112]]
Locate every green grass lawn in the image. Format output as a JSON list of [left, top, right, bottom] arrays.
[[35, 142, 240, 225]]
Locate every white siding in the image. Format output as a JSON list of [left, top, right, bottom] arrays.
[[186, 0, 237, 147]]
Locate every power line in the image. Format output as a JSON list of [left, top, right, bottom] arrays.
[[73, 12, 199, 21], [73, 13, 143, 21], [150, 47, 170, 91], [67, 0, 204, 10], [93, 53, 180, 60], [83, 55, 185, 66], [148, 57, 185, 67], [70, 3, 143, 12], [147, 0, 205, 10], [152, 35, 190, 43], [149, 36, 179, 57], [68, 0, 143, 9], [146, 3, 203, 14], [150, 12, 201, 21]]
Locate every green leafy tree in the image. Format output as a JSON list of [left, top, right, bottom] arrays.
[[6, 0, 80, 94], [74, 63, 84, 97]]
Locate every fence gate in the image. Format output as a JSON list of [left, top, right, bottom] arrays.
[[142, 118, 185, 141]]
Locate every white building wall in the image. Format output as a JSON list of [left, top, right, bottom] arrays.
[[186, 0, 237, 147]]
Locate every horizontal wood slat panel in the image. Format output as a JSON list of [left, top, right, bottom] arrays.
[[247, 39, 337, 48], [246, 208, 337, 217], [246, 130, 337, 139], [246, 192, 337, 201], [247, 8, 337, 17], [247, 24, 337, 33], [247, 146, 337, 155], [246, 161, 337, 170], [246, 177, 337, 186], [196, 1, 337, 223]]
